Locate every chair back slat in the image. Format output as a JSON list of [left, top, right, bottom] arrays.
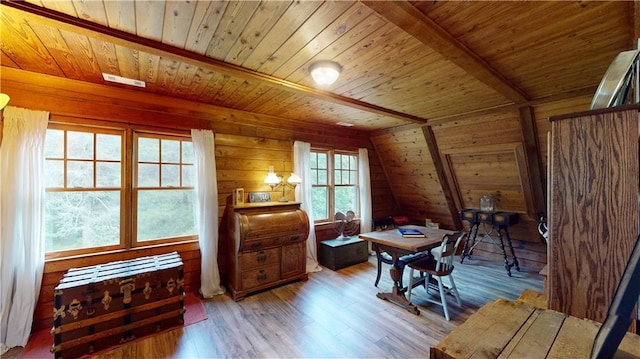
[[434, 231, 467, 272]]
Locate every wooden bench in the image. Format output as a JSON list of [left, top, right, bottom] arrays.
[[431, 298, 640, 358]]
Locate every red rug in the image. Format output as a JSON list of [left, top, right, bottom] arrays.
[[18, 291, 207, 359]]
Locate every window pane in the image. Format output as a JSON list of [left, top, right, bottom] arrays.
[[310, 153, 317, 168], [96, 134, 121, 161], [318, 153, 327, 169], [341, 155, 350, 169], [335, 186, 357, 215], [67, 131, 94, 160], [137, 189, 196, 241], [335, 169, 341, 185], [318, 168, 327, 185], [67, 161, 93, 187], [45, 191, 120, 252], [335, 154, 342, 170], [138, 163, 159, 187], [312, 187, 328, 220], [138, 137, 159, 162], [45, 159, 64, 188], [182, 165, 194, 187], [161, 164, 180, 187], [182, 142, 194, 164], [161, 139, 180, 163], [97, 162, 121, 187], [45, 129, 64, 158]]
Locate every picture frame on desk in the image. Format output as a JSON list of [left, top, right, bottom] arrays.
[[249, 191, 271, 203], [233, 188, 245, 205]]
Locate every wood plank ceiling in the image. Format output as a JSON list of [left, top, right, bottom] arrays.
[[1, 1, 636, 132]]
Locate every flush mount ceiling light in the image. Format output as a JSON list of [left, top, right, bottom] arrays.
[[309, 60, 342, 86]]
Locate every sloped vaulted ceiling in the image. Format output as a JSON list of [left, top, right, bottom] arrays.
[[1, 1, 636, 131]]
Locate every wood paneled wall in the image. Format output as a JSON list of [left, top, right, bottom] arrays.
[[1, 67, 597, 332], [371, 126, 453, 227], [370, 97, 595, 271], [1, 68, 378, 332]]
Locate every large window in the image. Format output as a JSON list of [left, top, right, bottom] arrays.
[[134, 134, 196, 244], [310, 149, 359, 222], [44, 124, 196, 258], [44, 125, 124, 254]]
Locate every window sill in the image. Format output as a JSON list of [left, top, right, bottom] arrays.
[[44, 240, 199, 274]]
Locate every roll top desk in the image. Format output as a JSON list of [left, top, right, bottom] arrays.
[[225, 202, 309, 301]]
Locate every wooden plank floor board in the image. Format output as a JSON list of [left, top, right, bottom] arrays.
[[2, 255, 543, 359]]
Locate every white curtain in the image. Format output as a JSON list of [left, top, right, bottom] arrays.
[[293, 141, 321, 273], [0, 106, 49, 354], [358, 148, 372, 234], [191, 129, 225, 298]]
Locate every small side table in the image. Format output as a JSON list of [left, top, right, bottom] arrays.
[[459, 209, 520, 276], [319, 236, 368, 270]]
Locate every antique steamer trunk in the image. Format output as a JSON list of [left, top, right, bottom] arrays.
[[51, 252, 185, 359], [226, 202, 309, 301]]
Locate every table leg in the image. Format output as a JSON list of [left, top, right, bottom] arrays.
[[460, 222, 479, 263], [496, 229, 512, 276], [496, 227, 520, 276], [375, 252, 420, 315], [504, 228, 520, 272]]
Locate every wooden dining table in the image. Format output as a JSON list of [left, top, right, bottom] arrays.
[[359, 225, 454, 315]]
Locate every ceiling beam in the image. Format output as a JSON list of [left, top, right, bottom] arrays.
[[1, 1, 429, 125], [362, 1, 530, 104]]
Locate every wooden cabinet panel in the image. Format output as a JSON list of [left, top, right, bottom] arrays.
[[226, 202, 309, 301], [548, 105, 639, 330], [281, 242, 306, 278]]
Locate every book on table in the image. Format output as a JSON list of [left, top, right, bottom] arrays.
[[397, 228, 425, 238]]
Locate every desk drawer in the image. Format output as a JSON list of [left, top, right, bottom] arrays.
[[239, 248, 280, 270], [241, 264, 280, 290]]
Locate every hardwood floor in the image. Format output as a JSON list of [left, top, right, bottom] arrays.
[[4, 254, 543, 359]]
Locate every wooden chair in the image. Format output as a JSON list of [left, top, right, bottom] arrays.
[[406, 231, 466, 320], [372, 216, 426, 288]]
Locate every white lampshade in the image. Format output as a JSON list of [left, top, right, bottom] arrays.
[[287, 173, 302, 185], [264, 166, 281, 186], [0, 93, 10, 110], [309, 61, 341, 86]]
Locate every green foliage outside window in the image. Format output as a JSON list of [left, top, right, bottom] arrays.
[[43, 126, 197, 256], [310, 150, 358, 221]]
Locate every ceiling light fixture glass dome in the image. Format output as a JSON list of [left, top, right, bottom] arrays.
[[309, 60, 342, 86]]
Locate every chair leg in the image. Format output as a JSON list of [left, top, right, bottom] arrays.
[[407, 268, 415, 302], [448, 275, 461, 306], [374, 258, 383, 287], [437, 277, 450, 321], [425, 274, 431, 295]]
